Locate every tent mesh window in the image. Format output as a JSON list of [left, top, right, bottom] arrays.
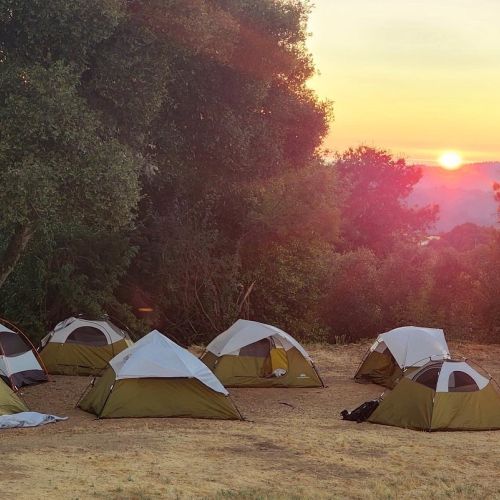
[[448, 371, 479, 392], [0, 331, 30, 356], [414, 367, 440, 390], [239, 338, 272, 357], [66, 327, 109, 346]]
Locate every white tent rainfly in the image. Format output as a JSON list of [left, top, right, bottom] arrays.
[[354, 326, 451, 388], [0, 322, 48, 389], [78, 330, 242, 419], [200, 319, 324, 387]]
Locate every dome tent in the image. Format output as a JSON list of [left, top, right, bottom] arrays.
[[354, 326, 450, 388], [368, 359, 500, 431], [0, 320, 48, 390], [39, 317, 133, 376], [79, 330, 242, 420], [0, 378, 29, 416], [200, 319, 324, 388]]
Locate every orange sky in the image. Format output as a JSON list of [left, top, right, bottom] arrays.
[[306, 1, 500, 164]]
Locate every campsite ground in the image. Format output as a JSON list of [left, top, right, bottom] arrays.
[[2, 341, 500, 500]]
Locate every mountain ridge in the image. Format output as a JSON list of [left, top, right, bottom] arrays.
[[409, 162, 499, 231]]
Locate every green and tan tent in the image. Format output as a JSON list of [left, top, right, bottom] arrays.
[[79, 330, 242, 420], [0, 320, 48, 389], [0, 378, 29, 416], [200, 319, 324, 388], [354, 326, 450, 388], [368, 359, 500, 431], [39, 317, 133, 376]]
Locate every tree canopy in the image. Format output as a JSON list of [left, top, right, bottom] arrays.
[[0, 2, 139, 291], [1, 1, 499, 344]]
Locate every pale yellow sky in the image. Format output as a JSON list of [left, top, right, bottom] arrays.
[[306, 0, 500, 164]]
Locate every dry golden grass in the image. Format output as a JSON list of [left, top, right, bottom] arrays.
[[1, 341, 500, 500]]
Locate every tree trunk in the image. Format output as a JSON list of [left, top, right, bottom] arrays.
[[0, 223, 36, 289]]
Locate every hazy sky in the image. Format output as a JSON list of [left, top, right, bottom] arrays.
[[306, 0, 500, 164]]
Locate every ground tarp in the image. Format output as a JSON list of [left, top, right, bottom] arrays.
[[0, 412, 67, 429]]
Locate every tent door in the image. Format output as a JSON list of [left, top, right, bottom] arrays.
[[262, 337, 288, 378], [269, 348, 288, 377]]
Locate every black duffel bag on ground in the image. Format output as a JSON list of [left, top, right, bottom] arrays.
[[340, 399, 379, 423]]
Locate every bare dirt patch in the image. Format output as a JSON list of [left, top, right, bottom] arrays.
[[1, 341, 500, 499]]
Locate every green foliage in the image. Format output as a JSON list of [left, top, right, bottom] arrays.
[[0, 61, 138, 231], [1, 1, 498, 346], [323, 249, 383, 342], [423, 238, 495, 341], [475, 235, 500, 339], [0, 228, 141, 340], [321, 146, 500, 343], [247, 239, 333, 341], [122, 0, 333, 340], [0, 0, 140, 335], [335, 146, 438, 255], [128, 220, 246, 344], [0, 0, 124, 69], [435, 223, 496, 252]]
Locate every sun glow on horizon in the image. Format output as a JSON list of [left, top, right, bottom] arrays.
[[306, 2, 500, 162], [438, 151, 463, 170]]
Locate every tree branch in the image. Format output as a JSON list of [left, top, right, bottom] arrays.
[[0, 222, 36, 289]]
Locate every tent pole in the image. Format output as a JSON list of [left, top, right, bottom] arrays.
[[97, 382, 116, 418], [75, 376, 97, 408]]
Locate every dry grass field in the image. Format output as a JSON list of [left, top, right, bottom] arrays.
[[2, 341, 500, 500]]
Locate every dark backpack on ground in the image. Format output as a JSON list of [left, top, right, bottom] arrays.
[[340, 399, 379, 423]]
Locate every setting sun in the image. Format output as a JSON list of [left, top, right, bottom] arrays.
[[438, 151, 463, 170]]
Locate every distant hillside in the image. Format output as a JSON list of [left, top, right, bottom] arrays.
[[409, 162, 500, 232]]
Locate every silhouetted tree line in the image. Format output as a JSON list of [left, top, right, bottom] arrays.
[[1, 1, 499, 344]]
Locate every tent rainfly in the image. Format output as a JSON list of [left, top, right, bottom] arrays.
[[39, 317, 133, 376], [0, 378, 29, 416], [78, 330, 242, 420], [200, 319, 324, 388], [354, 326, 450, 388], [369, 359, 500, 431], [0, 321, 48, 390]]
